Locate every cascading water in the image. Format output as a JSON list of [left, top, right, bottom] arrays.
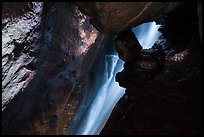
[[133, 21, 161, 49], [68, 21, 161, 135], [81, 55, 125, 135], [68, 46, 125, 135]]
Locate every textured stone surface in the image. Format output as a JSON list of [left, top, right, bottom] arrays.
[[101, 2, 202, 135], [76, 2, 181, 34], [101, 46, 202, 135], [2, 2, 202, 135], [2, 2, 33, 28], [2, 2, 102, 135], [2, 2, 43, 111]]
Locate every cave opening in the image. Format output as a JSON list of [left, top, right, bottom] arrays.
[[2, 2, 202, 135], [67, 20, 163, 135], [133, 21, 161, 50]]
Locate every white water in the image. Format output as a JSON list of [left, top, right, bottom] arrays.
[[68, 21, 161, 135], [81, 55, 125, 135], [133, 21, 161, 49], [68, 53, 125, 135]]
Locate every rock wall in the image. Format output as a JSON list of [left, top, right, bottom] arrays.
[[2, 2, 43, 111], [75, 2, 181, 34], [101, 2, 202, 135], [2, 2, 104, 134], [2, 2, 202, 135]]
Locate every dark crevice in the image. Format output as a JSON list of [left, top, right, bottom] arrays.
[[25, 61, 38, 71], [13, 41, 27, 57]]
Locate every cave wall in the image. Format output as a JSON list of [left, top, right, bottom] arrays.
[[2, 2, 202, 135], [101, 2, 202, 135], [2, 2, 43, 112], [2, 2, 103, 134], [75, 2, 181, 34], [2, 2, 33, 27], [2, 2, 43, 134]]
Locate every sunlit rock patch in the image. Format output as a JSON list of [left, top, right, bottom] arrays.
[[169, 49, 189, 62], [2, 2, 43, 110], [74, 9, 98, 57]]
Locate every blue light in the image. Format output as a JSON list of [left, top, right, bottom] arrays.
[[69, 54, 125, 135], [68, 21, 161, 135], [132, 21, 161, 49]]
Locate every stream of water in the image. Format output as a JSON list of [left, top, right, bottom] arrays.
[[68, 21, 161, 135]]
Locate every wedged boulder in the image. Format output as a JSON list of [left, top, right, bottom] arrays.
[[113, 30, 142, 63], [76, 2, 181, 34]]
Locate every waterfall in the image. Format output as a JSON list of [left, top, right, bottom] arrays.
[[68, 52, 125, 135], [133, 21, 161, 49], [81, 55, 125, 135], [68, 21, 161, 135]]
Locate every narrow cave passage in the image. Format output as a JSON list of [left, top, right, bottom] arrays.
[[2, 2, 202, 135], [2, 2, 203, 135], [68, 21, 162, 135]]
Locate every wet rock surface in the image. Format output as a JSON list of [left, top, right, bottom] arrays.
[[75, 2, 181, 34], [101, 46, 202, 135], [2, 2, 43, 111], [2, 2, 33, 28], [114, 30, 142, 63], [2, 2, 202, 135], [101, 2, 202, 135], [2, 2, 102, 134]]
